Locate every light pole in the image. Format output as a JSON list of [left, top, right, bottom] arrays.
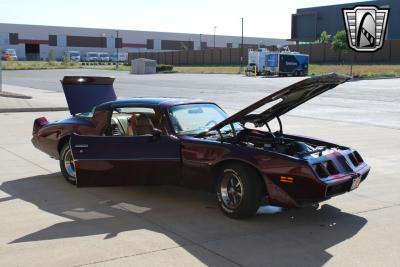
[[213, 26, 217, 49], [240, 17, 244, 73]]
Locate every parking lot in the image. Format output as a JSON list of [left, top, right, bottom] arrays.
[[4, 69, 400, 128], [0, 71, 400, 266]]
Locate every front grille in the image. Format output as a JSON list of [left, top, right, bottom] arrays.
[[323, 160, 339, 175], [348, 152, 359, 166], [312, 163, 329, 178], [326, 180, 352, 197], [353, 151, 364, 163], [312, 160, 338, 178], [337, 155, 353, 172]]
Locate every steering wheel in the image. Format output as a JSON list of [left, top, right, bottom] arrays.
[[205, 120, 218, 128]]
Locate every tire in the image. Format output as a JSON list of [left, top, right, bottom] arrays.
[[60, 142, 77, 185], [216, 163, 263, 219]]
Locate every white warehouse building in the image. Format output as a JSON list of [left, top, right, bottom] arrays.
[[0, 23, 288, 61]]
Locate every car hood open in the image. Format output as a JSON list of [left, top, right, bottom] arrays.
[[209, 73, 351, 131], [61, 76, 117, 115]]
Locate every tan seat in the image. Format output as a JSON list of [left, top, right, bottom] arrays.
[[126, 114, 137, 136], [127, 114, 154, 136]]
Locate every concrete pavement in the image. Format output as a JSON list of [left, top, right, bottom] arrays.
[[0, 84, 68, 113], [2, 69, 400, 129], [0, 111, 399, 266]]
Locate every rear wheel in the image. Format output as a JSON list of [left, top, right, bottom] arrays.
[[216, 163, 262, 219], [60, 143, 77, 185]]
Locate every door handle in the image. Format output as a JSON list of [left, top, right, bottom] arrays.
[[75, 144, 89, 148]]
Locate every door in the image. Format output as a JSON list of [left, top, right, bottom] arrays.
[[25, 44, 40, 60], [70, 133, 181, 187]]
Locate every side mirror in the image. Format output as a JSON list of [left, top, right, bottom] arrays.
[[151, 128, 162, 140]]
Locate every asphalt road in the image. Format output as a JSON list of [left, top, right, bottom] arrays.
[[3, 69, 400, 129], [1, 111, 399, 266]]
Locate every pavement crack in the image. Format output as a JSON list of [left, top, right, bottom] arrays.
[[72, 245, 183, 267], [354, 203, 400, 215], [0, 145, 53, 174], [135, 215, 244, 267], [352, 192, 397, 206]]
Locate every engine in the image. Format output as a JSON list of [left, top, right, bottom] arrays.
[[235, 129, 332, 158]]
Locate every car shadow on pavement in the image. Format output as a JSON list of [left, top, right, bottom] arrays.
[[1, 173, 367, 266]]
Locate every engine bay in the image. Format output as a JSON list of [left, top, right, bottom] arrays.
[[235, 129, 336, 158], [202, 126, 339, 159]]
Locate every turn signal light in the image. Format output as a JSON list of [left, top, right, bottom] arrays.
[[280, 176, 294, 183]]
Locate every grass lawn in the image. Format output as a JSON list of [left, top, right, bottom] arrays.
[[174, 66, 242, 74], [1, 60, 81, 70], [174, 64, 400, 78], [309, 64, 400, 78]]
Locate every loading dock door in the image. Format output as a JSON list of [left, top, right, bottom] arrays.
[[25, 44, 40, 61]]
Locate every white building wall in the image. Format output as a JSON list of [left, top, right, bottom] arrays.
[[0, 23, 288, 60]]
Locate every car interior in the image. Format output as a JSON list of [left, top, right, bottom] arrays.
[[109, 108, 159, 136]]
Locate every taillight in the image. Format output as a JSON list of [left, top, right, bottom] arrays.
[[33, 117, 48, 135]]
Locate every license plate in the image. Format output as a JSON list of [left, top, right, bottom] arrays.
[[350, 176, 361, 190]]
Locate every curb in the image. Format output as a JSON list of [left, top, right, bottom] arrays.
[[0, 91, 32, 99], [349, 76, 400, 82], [0, 107, 69, 113]]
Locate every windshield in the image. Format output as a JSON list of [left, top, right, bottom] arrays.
[[70, 52, 79, 56], [88, 53, 97, 56], [4, 49, 16, 55], [169, 103, 241, 135]]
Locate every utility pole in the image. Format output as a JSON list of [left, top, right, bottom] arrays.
[[213, 26, 217, 49], [240, 17, 244, 73], [116, 30, 119, 69]]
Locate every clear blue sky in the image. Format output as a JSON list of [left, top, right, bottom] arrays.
[[0, 0, 369, 38]]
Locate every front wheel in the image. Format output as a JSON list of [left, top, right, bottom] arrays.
[[60, 143, 77, 185], [216, 164, 262, 219]]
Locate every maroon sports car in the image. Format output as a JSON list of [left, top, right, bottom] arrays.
[[32, 73, 370, 218]]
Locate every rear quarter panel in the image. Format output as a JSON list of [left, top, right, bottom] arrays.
[[32, 110, 109, 159]]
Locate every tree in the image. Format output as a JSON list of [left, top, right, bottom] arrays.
[[331, 31, 350, 52], [318, 31, 331, 43], [48, 49, 56, 62], [331, 31, 353, 75]]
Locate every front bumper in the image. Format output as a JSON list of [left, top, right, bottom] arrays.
[[323, 163, 370, 198]]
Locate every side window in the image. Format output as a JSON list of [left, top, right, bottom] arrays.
[[109, 107, 158, 136]]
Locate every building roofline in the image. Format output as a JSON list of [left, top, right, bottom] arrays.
[[0, 22, 286, 41]]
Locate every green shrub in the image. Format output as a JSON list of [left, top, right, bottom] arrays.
[[48, 50, 56, 62], [156, 64, 174, 72]]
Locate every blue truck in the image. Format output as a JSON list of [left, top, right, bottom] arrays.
[[265, 52, 309, 77]]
